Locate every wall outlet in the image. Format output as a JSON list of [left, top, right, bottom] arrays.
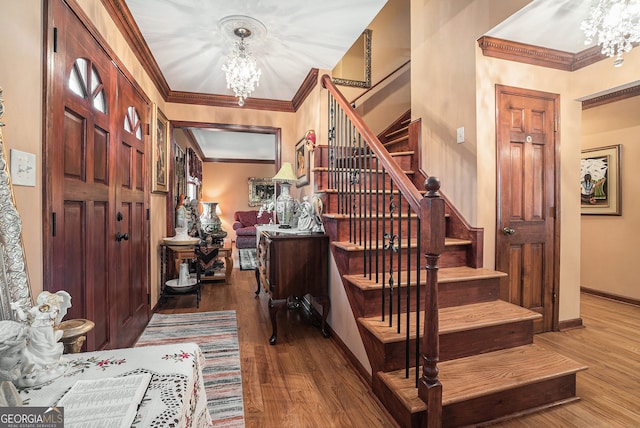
[[456, 127, 464, 144]]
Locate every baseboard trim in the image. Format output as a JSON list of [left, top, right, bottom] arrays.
[[558, 318, 583, 331], [581, 287, 640, 307]]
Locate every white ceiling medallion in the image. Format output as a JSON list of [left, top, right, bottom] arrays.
[[219, 15, 268, 106]]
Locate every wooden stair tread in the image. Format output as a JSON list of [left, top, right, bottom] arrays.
[[324, 212, 420, 220], [384, 135, 409, 146], [378, 343, 587, 412], [344, 266, 505, 291], [312, 166, 415, 175], [332, 237, 472, 252], [359, 300, 540, 343], [384, 125, 409, 139]]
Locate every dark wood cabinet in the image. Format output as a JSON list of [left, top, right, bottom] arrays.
[[256, 230, 330, 344]]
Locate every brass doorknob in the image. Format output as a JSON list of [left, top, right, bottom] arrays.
[[502, 227, 516, 236]]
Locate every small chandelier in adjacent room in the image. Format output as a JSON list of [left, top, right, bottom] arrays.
[[581, 0, 640, 67], [220, 16, 266, 106]]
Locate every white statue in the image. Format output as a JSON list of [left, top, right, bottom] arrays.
[[297, 196, 314, 231], [10, 290, 71, 387]]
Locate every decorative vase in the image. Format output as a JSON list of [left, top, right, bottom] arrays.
[[199, 202, 221, 240], [275, 182, 296, 228]]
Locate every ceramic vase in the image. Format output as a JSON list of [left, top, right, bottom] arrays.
[[199, 202, 221, 238]]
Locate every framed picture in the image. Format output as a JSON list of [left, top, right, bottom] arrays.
[[580, 144, 621, 215], [295, 137, 309, 187], [152, 105, 170, 193], [248, 177, 275, 207]]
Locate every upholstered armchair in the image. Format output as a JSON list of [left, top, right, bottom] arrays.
[[232, 210, 273, 249]]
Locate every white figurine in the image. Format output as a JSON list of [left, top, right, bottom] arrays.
[[10, 290, 71, 387]]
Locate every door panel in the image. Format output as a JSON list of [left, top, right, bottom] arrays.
[[496, 85, 558, 333]]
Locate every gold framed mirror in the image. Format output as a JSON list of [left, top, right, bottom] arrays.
[[332, 29, 372, 89], [0, 88, 33, 320]]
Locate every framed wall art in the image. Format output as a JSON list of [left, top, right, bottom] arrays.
[[152, 105, 170, 193], [295, 137, 309, 187], [580, 144, 621, 215], [248, 177, 275, 207]]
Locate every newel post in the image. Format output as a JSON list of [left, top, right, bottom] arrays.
[[418, 176, 445, 427]]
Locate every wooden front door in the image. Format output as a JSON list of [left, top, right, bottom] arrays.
[[45, 0, 149, 350], [110, 72, 150, 348], [495, 85, 559, 333]]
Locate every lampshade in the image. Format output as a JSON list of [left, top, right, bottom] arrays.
[[272, 162, 297, 183]]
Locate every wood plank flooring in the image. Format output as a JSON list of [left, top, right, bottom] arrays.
[[157, 254, 640, 427]]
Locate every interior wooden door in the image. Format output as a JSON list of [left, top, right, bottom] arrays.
[[495, 85, 559, 333], [110, 72, 150, 348]]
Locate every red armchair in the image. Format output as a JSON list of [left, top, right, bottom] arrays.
[[233, 210, 273, 249]]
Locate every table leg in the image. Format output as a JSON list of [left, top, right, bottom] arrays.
[[268, 298, 286, 345], [224, 251, 233, 284], [316, 296, 331, 338], [254, 267, 261, 296]]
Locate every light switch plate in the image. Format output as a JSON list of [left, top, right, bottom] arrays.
[[456, 127, 464, 144]]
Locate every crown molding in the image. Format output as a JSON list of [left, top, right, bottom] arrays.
[[100, 0, 171, 99], [581, 84, 640, 110], [477, 36, 607, 71]]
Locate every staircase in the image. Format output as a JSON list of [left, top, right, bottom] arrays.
[[316, 75, 586, 427]]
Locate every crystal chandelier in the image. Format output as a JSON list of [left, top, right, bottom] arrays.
[[581, 0, 640, 67], [222, 27, 261, 106]]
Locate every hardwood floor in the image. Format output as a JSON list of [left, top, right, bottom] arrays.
[[156, 253, 397, 428], [492, 292, 640, 428], [157, 256, 640, 427]]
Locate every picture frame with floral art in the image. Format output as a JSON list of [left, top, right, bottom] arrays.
[[580, 144, 621, 215], [152, 105, 170, 193], [295, 137, 309, 187]]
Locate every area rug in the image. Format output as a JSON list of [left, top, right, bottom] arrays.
[[238, 248, 258, 271], [135, 311, 245, 427]]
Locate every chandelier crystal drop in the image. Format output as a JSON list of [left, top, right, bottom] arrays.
[[581, 0, 640, 67], [222, 28, 261, 106]]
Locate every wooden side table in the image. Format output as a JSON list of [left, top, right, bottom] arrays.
[[160, 243, 202, 307]]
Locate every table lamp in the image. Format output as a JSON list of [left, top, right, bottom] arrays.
[[272, 162, 297, 228]]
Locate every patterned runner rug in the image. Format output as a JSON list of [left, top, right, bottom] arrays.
[[238, 248, 257, 271], [135, 311, 245, 427]]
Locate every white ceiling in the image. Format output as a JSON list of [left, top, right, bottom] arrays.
[[123, 0, 611, 160], [124, 0, 387, 101]]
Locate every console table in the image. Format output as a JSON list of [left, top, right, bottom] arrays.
[[19, 343, 211, 427], [256, 230, 330, 344]]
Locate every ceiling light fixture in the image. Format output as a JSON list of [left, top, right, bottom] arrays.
[[581, 0, 640, 67], [219, 16, 266, 106]]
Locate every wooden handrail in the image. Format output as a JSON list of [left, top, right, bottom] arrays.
[[321, 74, 423, 214]]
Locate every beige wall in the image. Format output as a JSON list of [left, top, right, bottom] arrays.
[[0, 0, 44, 297], [581, 96, 640, 300], [340, 0, 412, 134], [411, 0, 640, 323], [201, 162, 276, 239]]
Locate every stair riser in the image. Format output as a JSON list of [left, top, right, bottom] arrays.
[[440, 374, 578, 427], [315, 168, 413, 192], [323, 191, 422, 217], [324, 216, 419, 243], [346, 277, 501, 319], [339, 151, 413, 171], [374, 373, 579, 428], [333, 245, 470, 276], [363, 320, 535, 374], [383, 138, 411, 153]]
